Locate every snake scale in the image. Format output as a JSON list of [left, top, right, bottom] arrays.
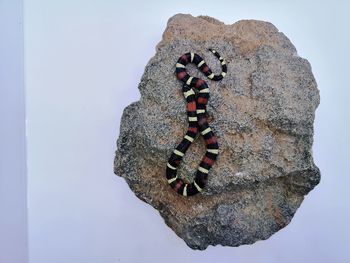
[[165, 48, 227, 196]]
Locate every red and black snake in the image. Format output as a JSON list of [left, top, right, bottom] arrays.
[[165, 49, 227, 196]]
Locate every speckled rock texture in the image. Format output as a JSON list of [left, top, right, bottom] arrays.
[[114, 14, 320, 250]]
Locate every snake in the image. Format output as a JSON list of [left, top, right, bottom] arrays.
[[165, 48, 227, 196]]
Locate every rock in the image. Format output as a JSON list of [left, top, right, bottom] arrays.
[[114, 14, 320, 250]]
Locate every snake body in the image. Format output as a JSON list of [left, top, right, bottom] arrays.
[[165, 49, 227, 196]]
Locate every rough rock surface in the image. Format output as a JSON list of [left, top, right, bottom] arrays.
[[114, 14, 320, 250]]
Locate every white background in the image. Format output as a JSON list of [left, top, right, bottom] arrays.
[[1, 0, 350, 262], [0, 1, 27, 263]]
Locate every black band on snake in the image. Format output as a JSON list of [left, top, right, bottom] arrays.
[[165, 49, 227, 196]]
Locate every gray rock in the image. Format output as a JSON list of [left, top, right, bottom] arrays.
[[114, 14, 320, 250]]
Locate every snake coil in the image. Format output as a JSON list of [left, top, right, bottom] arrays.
[[165, 49, 227, 196]]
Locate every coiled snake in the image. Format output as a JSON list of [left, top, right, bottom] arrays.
[[165, 49, 227, 196]]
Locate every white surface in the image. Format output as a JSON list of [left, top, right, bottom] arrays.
[[24, 0, 350, 262], [0, 0, 28, 262]]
